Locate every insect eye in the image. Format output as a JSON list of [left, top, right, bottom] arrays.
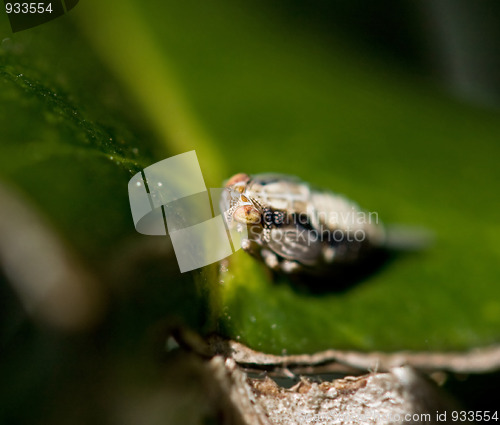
[[233, 205, 261, 224], [225, 173, 250, 188]]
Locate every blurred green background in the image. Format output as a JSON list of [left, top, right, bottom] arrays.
[[1, 0, 500, 423]]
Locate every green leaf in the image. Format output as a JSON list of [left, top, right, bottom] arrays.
[[74, 0, 500, 353], [0, 32, 144, 257], [0, 18, 206, 333], [1, 0, 500, 356]]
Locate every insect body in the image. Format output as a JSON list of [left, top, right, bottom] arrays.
[[220, 173, 387, 274]]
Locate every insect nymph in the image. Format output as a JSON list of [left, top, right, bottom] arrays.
[[220, 173, 388, 275]]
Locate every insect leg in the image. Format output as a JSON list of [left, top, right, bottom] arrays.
[[281, 260, 301, 274], [261, 249, 280, 270]]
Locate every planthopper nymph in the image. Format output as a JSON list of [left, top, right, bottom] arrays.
[[220, 173, 427, 276]]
